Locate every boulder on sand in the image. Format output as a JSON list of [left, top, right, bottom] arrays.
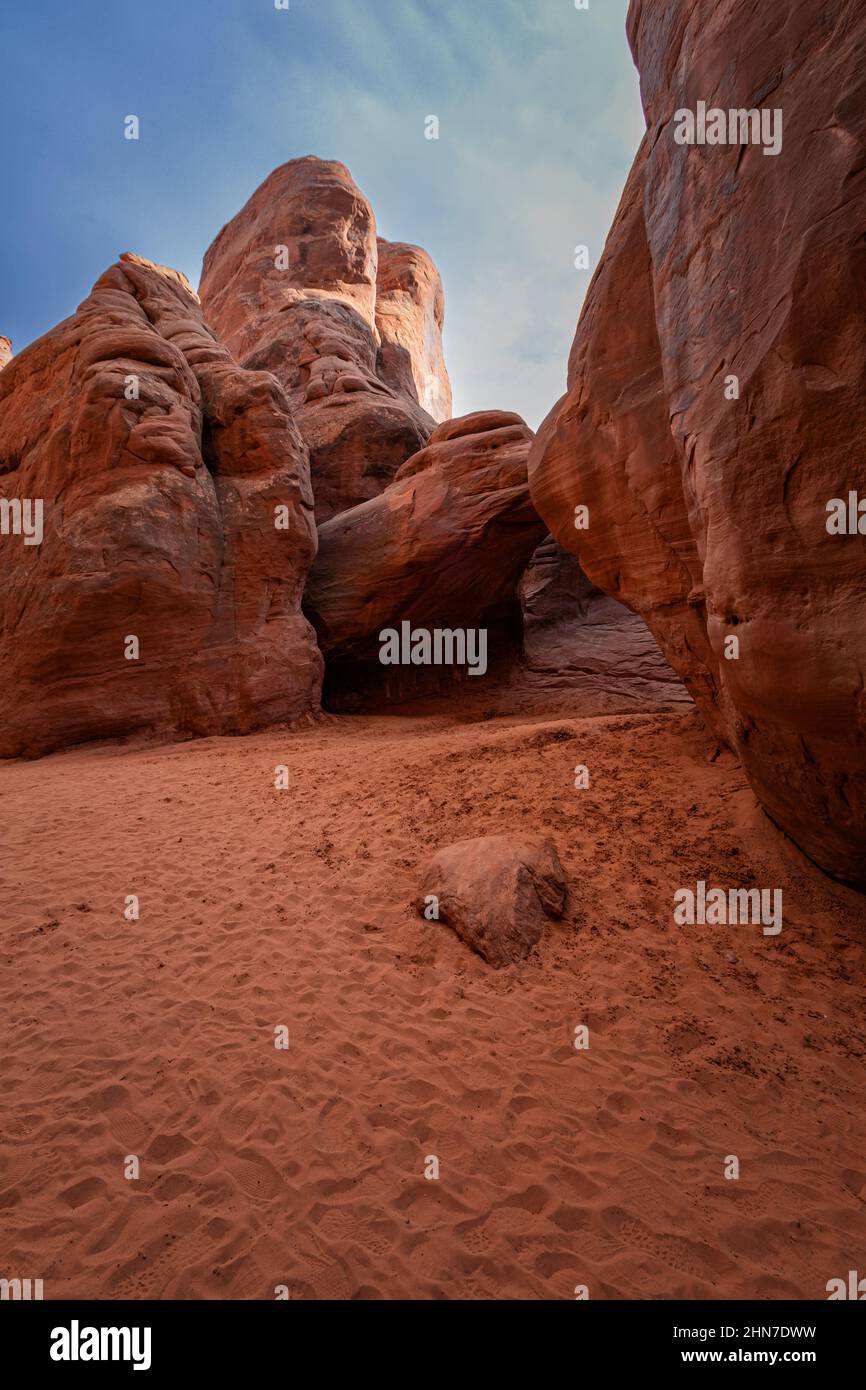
[[417, 833, 567, 968]]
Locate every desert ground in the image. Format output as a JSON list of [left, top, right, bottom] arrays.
[[1, 703, 864, 1300], [2, 0, 866, 1316]]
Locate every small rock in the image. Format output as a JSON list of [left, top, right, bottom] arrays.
[[417, 833, 567, 968]]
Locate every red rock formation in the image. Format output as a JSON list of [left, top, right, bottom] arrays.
[[198, 158, 450, 521], [304, 410, 547, 707], [375, 239, 451, 423], [0, 337, 11, 370], [417, 834, 567, 967], [0, 253, 321, 759], [529, 149, 720, 721], [519, 536, 691, 715], [530, 0, 866, 886]]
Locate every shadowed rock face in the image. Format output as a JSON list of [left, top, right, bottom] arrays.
[[0, 253, 322, 759], [198, 158, 450, 521], [519, 536, 692, 714], [530, 0, 866, 887], [304, 410, 547, 708]]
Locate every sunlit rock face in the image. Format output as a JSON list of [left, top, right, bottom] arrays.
[[0, 253, 322, 758], [530, 0, 866, 886], [199, 158, 451, 521], [375, 238, 452, 425]]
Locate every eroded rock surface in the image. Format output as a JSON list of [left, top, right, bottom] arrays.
[[530, 0, 866, 886], [417, 833, 567, 968], [0, 253, 321, 758], [375, 239, 451, 424], [304, 410, 546, 707], [199, 158, 450, 520], [519, 536, 691, 715]]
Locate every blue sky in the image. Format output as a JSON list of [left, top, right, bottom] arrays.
[[0, 0, 643, 428]]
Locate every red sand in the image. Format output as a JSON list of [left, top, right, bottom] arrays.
[[1, 708, 864, 1299]]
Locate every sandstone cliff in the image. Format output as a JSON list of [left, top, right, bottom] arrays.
[[0, 253, 321, 758], [305, 411, 546, 707], [199, 158, 451, 521], [530, 0, 866, 886]]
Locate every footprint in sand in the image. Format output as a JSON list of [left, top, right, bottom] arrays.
[[226, 1148, 285, 1201]]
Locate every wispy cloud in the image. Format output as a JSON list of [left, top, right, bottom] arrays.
[[213, 0, 645, 426], [2, 0, 643, 429]]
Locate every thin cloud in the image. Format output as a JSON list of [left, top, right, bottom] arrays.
[[3, 0, 643, 429]]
